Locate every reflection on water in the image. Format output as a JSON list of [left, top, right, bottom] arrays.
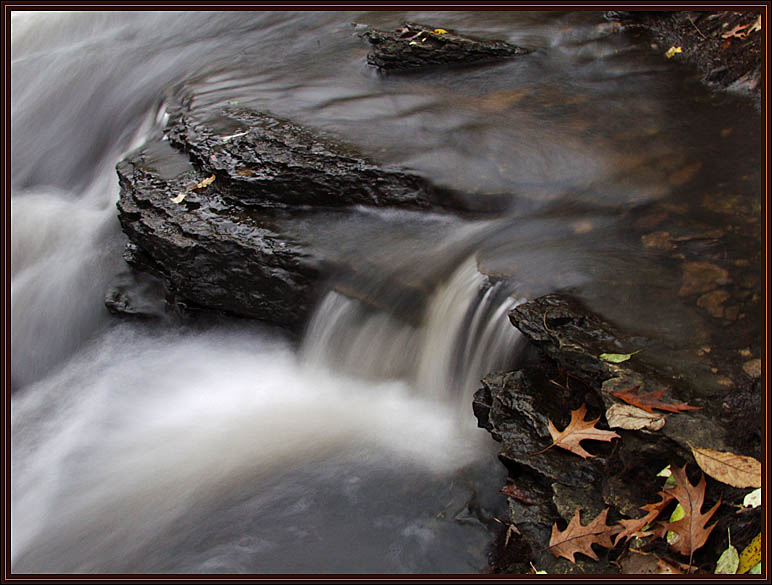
[[11, 10, 760, 573]]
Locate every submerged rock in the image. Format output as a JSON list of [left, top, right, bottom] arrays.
[[362, 23, 529, 72]]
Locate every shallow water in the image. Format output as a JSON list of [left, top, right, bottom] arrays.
[[10, 10, 760, 573]]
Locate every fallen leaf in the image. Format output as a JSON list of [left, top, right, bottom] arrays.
[[661, 465, 720, 564], [433, 28, 448, 34], [501, 484, 537, 505], [538, 405, 620, 459], [656, 559, 683, 574], [612, 385, 701, 414], [665, 46, 682, 59], [170, 192, 187, 204], [721, 22, 751, 39], [742, 488, 761, 509], [715, 529, 739, 574], [747, 15, 761, 34], [600, 351, 640, 363], [738, 533, 761, 574], [606, 403, 665, 432], [615, 491, 674, 545], [666, 503, 685, 545], [690, 445, 761, 488], [548, 508, 621, 563], [194, 174, 216, 190]]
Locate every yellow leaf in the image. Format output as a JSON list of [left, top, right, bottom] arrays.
[[738, 533, 761, 574], [665, 46, 682, 59], [600, 350, 640, 363], [690, 445, 761, 488], [194, 174, 216, 190], [434, 28, 448, 34]]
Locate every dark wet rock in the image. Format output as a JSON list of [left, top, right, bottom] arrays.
[[361, 23, 529, 72], [104, 270, 167, 319], [476, 293, 761, 574], [164, 104, 473, 212], [115, 138, 322, 329]]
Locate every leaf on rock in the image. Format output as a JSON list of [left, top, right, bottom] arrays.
[[742, 488, 761, 509], [738, 533, 761, 574], [615, 491, 674, 545], [540, 404, 619, 459], [194, 174, 216, 190], [606, 403, 665, 432], [747, 15, 762, 34], [721, 22, 753, 39], [690, 445, 761, 488], [715, 529, 739, 574], [661, 465, 720, 562], [612, 385, 701, 414], [548, 508, 621, 563], [599, 351, 640, 363]]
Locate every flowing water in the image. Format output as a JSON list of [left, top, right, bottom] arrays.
[[10, 11, 761, 573]]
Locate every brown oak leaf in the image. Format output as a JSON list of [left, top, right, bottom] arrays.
[[538, 404, 619, 459], [549, 508, 621, 563], [612, 385, 701, 414], [660, 465, 720, 564], [615, 491, 674, 545]]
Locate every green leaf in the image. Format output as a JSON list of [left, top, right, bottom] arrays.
[[749, 562, 761, 574], [715, 530, 739, 574], [599, 350, 641, 363], [666, 503, 684, 545], [742, 488, 761, 509]]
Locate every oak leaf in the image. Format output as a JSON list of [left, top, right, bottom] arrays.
[[615, 491, 674, 545], [660, 465, 720, 564], [612, 385, 700, 414], [539, 405, 619, 459], [690, 445, 761, 488], [549, 508, 621, 563]]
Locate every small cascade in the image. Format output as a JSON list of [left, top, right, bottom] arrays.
[[301, 256, 524, 406]]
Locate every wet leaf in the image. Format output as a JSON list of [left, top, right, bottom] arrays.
[[548, 508, 621, 563], [661, 465, 720, 563], [665, 46, 682, 58], [742, 488, 761, 509], [538, 405, 620, 459], [715, 530, 739, 574], [606, 403, 665, 432], [612, 385, 701, 414], [747, 15, 762, 34], [656, 559, 683, 574], [599, 351, 640, 363], [666, 503, 685, 545], [721, 22, 752, 39], [194, 174, 216, 190], [615, 491, 674, 545], [501, 483, 537, 505], [690, 445, 761, 488], [738, 533, 761, 574]]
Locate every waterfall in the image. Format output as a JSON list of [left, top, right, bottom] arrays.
[[302, 256, 524, 409]]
